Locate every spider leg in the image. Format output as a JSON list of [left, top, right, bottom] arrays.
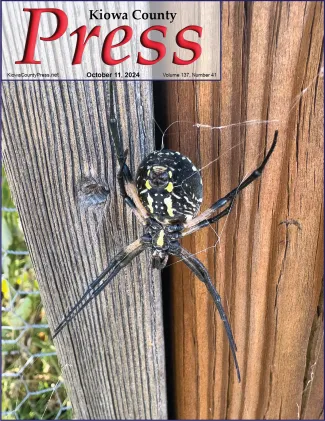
[[173, 246, 241, 382], [109, 118, 149, 224], [53, 239, 147, 338], [182, 205, 233, 237], [184, 130, 278, 230]]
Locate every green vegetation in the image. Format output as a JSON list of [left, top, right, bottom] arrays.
[[2, 168, 72, 420]]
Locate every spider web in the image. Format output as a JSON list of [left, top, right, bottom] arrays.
[[153, 65, 324, 270], [91, 117, 279, 264], [156, 118, 279, 269]]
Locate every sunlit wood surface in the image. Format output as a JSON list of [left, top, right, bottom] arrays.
[[2, 81, 167, 419], [156, 1, 323, 419]]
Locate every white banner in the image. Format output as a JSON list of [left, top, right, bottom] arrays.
[[2, 1, 221, 81]]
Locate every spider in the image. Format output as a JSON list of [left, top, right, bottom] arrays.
[[53, 120, 278, 383]]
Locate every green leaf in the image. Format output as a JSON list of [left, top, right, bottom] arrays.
[[7, 297, 33, 327], [2, 217, 13, 250], [2, 255, 11, 280]]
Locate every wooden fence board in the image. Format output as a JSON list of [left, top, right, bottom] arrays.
[[155, 1, 323, 419], [2, 81, 167, 419]]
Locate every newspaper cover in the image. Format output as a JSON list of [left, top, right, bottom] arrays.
[[1, 1, 323, 420]]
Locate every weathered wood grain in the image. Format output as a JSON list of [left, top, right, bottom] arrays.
[[155, 1, 323, 419], [2, 81, 167, 419]]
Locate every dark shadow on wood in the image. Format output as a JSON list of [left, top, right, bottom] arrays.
[[153, 81, 176, 420]]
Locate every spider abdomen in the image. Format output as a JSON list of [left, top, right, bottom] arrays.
[[136, 149, 203, 223]]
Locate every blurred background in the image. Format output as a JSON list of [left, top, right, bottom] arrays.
[[2, 168, 72, 420]]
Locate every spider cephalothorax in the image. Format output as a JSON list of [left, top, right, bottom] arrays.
[[53, 119, 278, 384]]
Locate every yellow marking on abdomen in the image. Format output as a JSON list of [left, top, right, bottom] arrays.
[[157, 230, 165, 247], [147, 193, 154, 213], [165, 182, 173, 192], [164, 196, 175, 217], [145, 180, 152, 189]]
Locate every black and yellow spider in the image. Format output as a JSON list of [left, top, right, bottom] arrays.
[[53, 120, 278, 383]]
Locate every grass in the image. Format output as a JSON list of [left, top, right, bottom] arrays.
[[2, 168, 72, 420]]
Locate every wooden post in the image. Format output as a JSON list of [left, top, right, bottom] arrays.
[[155, 1, 323, 419], [2, 81, 167, 419]]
